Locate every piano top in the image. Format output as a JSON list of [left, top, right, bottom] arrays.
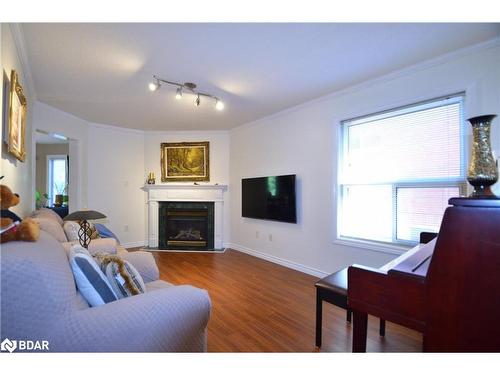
[[386, 238, 436, 280]]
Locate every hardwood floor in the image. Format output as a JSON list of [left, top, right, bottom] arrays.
[[147, 248, 423, 352]]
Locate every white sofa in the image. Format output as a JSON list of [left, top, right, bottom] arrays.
[[0, 209, 212, 352]]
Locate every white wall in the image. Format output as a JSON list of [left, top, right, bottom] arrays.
[[87, 123, 146, 247], [144, 131, 231, 245], [1, 24, 34, 217], [229, 41, 500, 277], [32, 101, 90, 211]]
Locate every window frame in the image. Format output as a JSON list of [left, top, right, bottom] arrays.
[[336, 93, 467, 251]]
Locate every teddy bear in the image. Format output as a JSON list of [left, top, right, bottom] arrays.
[[1, 177, 40, 244]]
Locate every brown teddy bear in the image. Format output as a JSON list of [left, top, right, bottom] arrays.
[[1, 177, 40, 244]]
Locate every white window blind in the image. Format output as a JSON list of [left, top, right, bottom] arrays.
[[339, 94, 465, 245]]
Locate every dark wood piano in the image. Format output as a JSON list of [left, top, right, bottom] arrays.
[[348, 197, 500, 352]]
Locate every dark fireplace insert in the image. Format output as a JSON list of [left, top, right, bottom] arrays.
[[158, 201, 214, 250]]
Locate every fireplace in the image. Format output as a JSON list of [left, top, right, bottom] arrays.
[[158, 201, 214, 250]]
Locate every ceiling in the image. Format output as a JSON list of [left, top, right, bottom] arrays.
[[21, 23, 499, 131]]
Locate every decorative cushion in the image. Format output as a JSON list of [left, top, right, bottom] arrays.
[[32, 207, 64, 225], [63, 221, 80, 242], [84, 222, 100, 240], [69, 245, 117, 307], [94, 223, 120, 243], [32, 216, 67, 242], [95, 254, 146, 299]]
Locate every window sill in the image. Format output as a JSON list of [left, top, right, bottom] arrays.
[[333, 237, 412, 256]]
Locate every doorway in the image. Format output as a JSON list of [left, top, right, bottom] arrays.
[[34, 130, 72, 218]]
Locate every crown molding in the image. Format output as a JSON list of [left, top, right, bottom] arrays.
[[231, 36, 500, 134], [9, 23, 37, 101], [88, 122, 231, 135], [145, 129, 230, 136], [88, 121, 146, 135]]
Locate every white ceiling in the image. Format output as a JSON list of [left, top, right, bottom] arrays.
[[21, 23, 499, 131]]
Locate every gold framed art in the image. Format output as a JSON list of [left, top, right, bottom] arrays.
[[161, 141, 210, 182], [7, 70, 27, 162]]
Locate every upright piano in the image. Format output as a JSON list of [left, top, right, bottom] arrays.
[[348, 197, 500, 352]]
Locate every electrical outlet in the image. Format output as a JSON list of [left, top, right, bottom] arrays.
[[268, 233, 273, 242], [256, 230, 259, 238], [124, 224, 129, 232]]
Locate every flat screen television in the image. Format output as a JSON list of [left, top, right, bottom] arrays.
[[241, 174, 296, 223]]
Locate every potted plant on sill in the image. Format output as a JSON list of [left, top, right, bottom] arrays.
[[53, 183, 68, 207]]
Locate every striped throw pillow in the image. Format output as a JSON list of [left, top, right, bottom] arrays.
[[95, 255, 146, 298], [69, 245, 118, 306]]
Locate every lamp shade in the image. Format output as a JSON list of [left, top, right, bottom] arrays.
[[63, 210, 106, 221]]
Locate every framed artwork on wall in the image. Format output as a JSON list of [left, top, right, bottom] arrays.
[[160, 141, 210, 182], [7, 70, 27, 162]]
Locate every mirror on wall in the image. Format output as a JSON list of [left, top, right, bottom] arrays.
[[34, 130, 71, 219]]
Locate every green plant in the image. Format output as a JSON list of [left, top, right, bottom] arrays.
[[35, 191, 49, 209]]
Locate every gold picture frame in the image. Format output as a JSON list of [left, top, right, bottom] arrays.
[[161, 141, 210, 182], [7, 70, 27, 162]]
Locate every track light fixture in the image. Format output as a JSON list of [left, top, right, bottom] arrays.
[[149, 75, 224, 110]]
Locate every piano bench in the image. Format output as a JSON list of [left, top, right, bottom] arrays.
[[315, 267, 386, 348]]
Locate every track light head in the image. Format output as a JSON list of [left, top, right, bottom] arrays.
[[195, 94, 201, 107], [148, 81, 159, 91], [175, 87, 182, 100], [215, 99, 225, 111]]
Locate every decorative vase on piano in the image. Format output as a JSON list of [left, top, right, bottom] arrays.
[[467, 114, 498, 197]]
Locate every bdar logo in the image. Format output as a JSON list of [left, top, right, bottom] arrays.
[[1, 338, 17, 353]]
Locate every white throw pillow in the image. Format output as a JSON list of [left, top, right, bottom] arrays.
[[63, 221, 80, 242], [69, 245, 117, 307]]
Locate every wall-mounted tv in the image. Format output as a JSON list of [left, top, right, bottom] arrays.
[[241, 174, 297, 223]]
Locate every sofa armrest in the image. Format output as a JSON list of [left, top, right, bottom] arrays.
[[61, 238, 118, 257], [54, 285, 211, 352], [118, 250, 160, 283], [87, 238, 118, 255]]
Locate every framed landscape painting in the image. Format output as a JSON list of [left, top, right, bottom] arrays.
[[161, 141, 210, 182], [7, 70, 27, 162]]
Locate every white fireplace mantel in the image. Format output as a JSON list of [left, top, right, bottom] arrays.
[[142, 184, 228, 249]]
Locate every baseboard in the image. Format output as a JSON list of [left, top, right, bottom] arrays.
[[225, 242, 329, 278], [122, 240, 147, 249]]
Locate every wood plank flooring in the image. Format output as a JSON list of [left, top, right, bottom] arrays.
[[146, 248, 423, 352]]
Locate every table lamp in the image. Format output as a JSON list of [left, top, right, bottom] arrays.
[[63, 210, 107, 249]]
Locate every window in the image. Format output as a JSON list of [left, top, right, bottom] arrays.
[[338, 94, 465, 247], [47, 155, 68, 206]]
